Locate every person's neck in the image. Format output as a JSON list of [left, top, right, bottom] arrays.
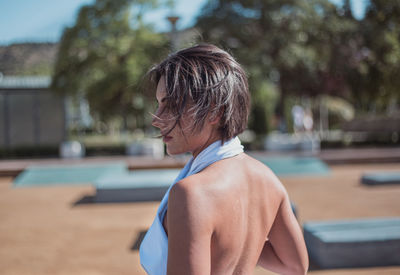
[[192, 133, 222, 159]]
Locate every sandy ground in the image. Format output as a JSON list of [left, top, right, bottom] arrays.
[[0, 162, 400, 275]]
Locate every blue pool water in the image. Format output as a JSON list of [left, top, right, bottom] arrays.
[[257, 156, 330, 176], [13, 163, 127, 187], [12, 157, 329, 187]]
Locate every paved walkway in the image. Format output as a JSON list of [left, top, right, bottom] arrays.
[[1, 161, 400, 274]]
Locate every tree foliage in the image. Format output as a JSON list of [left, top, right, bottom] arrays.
[[51, 0, 400, 135], [354, 0, 400, 111], [195, 0, 400, 133], [51, 0, 169, 129]]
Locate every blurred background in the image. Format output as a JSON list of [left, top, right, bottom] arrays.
[[1, 1, 400, 275], [1, 0, 399, 159]]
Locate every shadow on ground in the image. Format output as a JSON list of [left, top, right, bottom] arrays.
[[72, 195, 160, 206], [131, 230, 148, 250]]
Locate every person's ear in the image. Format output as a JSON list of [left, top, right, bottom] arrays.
[[209, 116, 219, 125], [209, 109, 223, 125]]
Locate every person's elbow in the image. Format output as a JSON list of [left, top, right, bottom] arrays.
[[286, 257, 309, 275], [296, 260, 308, 275], [299, 244, 309, 274]]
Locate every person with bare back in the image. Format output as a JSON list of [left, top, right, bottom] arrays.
[[140, 43, 309, 275]]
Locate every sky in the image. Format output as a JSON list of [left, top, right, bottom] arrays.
[[0, 0, 368, 45]]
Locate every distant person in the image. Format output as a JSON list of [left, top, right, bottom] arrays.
[[303, 109, 314, 133], [292, 105, 305, 133], [139, 44, 308, 275]]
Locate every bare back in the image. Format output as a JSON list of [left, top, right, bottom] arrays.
[[201, 153, 285, 274], [166, 153, 295, 274]]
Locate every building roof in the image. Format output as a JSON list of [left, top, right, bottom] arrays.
[[0, 75, 51, 89]]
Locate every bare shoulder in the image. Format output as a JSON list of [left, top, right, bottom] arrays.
[[168, 176, 214, 230], [242, 154, 287, 193], [169, 175, 209, 204], [242, 153, 277, 174]]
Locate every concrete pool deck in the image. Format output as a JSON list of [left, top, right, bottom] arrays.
[[1, 160, 400, 274], [1, 146, 400, 177]]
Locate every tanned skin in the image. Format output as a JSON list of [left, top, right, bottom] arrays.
[[152, 77, 309, 275]]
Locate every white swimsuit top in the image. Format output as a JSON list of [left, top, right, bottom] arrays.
[[139, 137, 244, 275]]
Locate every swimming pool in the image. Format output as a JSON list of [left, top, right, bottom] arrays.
[[12, 156, 329, 188]]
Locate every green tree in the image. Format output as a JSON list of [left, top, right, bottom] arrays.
[[195, 0, 355, 134], [196, 0, 400, 126], [353, 0, 400, 112], [51, 0, 169, 130]]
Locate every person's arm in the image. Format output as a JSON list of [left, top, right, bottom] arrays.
[[258, 193, 309, 275], [167, 179, 213, 275]]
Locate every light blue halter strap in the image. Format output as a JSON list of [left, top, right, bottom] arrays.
[[139, 137, 243, 275]]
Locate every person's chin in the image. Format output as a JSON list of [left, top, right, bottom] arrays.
[[166, 149, 181, 156], [166, 146, 185, 156]]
